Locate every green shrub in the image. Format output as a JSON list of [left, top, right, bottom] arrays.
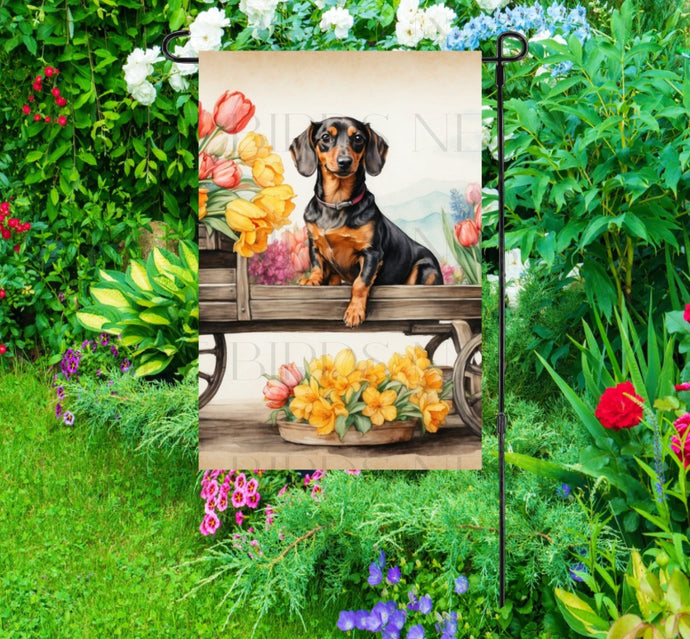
[[77, 240, 198, 379], [502, 1, 690, 321]]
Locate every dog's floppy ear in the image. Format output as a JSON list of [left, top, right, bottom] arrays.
[[364, 125, 389, 176], [289, 122, 319, 177]]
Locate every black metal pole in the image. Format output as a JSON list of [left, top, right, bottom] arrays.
[[482, 31, 528, 608]]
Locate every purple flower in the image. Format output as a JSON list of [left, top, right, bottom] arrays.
[[354, 610, 369, 630], [368, 562, 383, 586], [407, 625, 425, 639], [336, 610, 356, 631], [99, 333, 110, 346], [435, 611, 458, 638], [55, 402, 63, 418], [558, 483, 571, 498], [385, 607, 407, 632], [63, 411, 75, 426], [96, 369, 102, 377], [81, 340, 90, 350], [120, 359, 130, 373], [377, 549, 386, 568], [110, 345, 119, 358], [56, 386, 65, 400], [58, 292, 65, 302], [387, 566, 401, 584], [454, 575, 469, 594], [418, 594, 432, 614], [570, 562, 587, 582]]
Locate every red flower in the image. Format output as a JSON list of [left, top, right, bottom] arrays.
[[0, 202, 9, 214], [454, 219, 480, 247], [0, 289, 5, 298], [676, 383, 690, 392], [22, 105, 30, 115], [198, 152, 214, 181], [33, 82, 42, 92], [33, 114, 41, 122], [45, 66, 54, 77], [199, 102, 215, 138], [35, 75, 43, 82], [45, 116, 51, 123], [594, 381, 644, 431], [684, 303, 690, 322], [28, 95, 34, 102], [56, 96, 67, 107], [22, 222, 31, 232], [13, 245, 19, 252], [263, 379, 290, 409], [671, 413, 690, 469], [0, 345, 6, 355], [58, 116, 67, 126], [7, 218, 18, 228], [213, 91, 255, 134], [52, 87, 60, 97], [211, 158, 242, 189], [1, 229, 10, 240]]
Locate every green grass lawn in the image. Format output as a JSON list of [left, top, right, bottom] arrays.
[[0, 364, 341, 638]]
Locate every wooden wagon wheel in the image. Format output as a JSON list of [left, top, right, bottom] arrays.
[[199, 334, 227, 409], [453, 333, 482, 436]]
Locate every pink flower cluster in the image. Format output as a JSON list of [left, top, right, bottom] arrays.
[[304, 469, 326, 499], [247, 227, 310, 285], [263, 362, 303, 409], [671, 413, 690, 469]]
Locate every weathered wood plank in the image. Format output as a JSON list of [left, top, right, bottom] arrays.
[[200, 268, 237, 285], [250, 284, 480, 300], [236, 255, 251, 321], [248, 298, 481, 321], [200, 301, 238, 322], [199, 284, 236, 301]]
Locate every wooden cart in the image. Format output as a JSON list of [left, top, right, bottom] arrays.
[[199, 228, 483, 435]]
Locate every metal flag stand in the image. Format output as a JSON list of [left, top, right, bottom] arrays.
[[162, 30, 529, 608]]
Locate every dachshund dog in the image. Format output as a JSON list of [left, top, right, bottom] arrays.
[[290, 116, 443, 327]]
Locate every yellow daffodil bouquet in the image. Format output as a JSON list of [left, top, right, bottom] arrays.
[[262, 347, 453, 440], [199, 90, 295, 257]]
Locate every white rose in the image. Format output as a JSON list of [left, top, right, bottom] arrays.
[[396, 0, 419, 21], [168, 69, 189, 92], [130, 81, 157, 106], [123, 46, 163, 88], [320, 7, 354, 39], [423, 4, 456, 45], [189, 8, 230, 52], [395, 16, 423, 47], [475, 0, 509, 13], [172, 43, 199, 76], [239, 0, 280, 33]]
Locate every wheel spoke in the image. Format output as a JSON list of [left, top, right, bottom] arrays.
[[199, 371, 212, 383], [465, 363, 482, 377]]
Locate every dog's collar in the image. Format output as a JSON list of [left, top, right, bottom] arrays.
[[314, 188, 367, 211]]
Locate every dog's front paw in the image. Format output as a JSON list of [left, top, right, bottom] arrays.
[[300, 272, 323, 286], [343, 301, 366, 327]]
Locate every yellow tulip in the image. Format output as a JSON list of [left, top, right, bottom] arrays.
[[225, 198, 268, 233], [252, 153, 284, 188], [199, 188, 209, 220], [308, 396, 348, 435], [422, 366, 444, 393], [413, 391, 449, 433], [358, 360, 387, 389], [238, 132, 271, 165], [334, 348, 356, 376], [362, 387, 398, 426], [406, 345, 431, 371], [252, 185, 295, 228], [234, 227, 271, 258]]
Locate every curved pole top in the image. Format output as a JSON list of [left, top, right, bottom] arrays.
[[162, 30, 196, 63], [482, 31, 528, 63]]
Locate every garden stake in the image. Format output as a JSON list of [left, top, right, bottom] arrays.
[[482, 31, 528, 607], [164, 30, 528, 609]]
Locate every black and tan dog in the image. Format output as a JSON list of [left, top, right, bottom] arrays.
[[290, 117, 443, 327]]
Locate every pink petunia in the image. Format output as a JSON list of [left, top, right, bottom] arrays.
[[246, 492, 261, 509], [217, 493, 229, 512], [344, 469, 361, 475], [234, 472, 247, 490], [232, 489, 247, 508], [200, 512, 221, 536], [235, 511, 244, 526], [311, 484, 322, 498], [200, 479, 219, 500], [205, 496, 217, 515], [246, 477, 259, 495]]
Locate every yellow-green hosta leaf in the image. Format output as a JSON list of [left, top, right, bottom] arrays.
[[98, 269, 117, 283], [555, 588, 609, 638], [179, 240, 198, 273], [140, 310, 171, 325], [129, 260, 152, 291], [134, 356, 173, 377], [152, 247, 175, 276], [76, 311, 113, 332], [91, 287, 133, 310]]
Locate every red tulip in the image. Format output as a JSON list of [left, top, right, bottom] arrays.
[[263, 379, 290, 409], [199, 102, 215, 138], [198, 152, 214, 181], [213, 91, 254, 134], [279, 363, 303, 389], [454, 219, 480, 247], [211, 158, 242, 189]]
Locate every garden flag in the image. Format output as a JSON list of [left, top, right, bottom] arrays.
[[198, 51, 483, 470]]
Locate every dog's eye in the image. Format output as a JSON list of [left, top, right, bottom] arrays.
[[353, 134, 364, 144], [320, 133, 331, 142]]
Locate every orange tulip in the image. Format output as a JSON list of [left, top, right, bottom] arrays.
[[199, 188, 208, 220], [199, 102, 214, 138]]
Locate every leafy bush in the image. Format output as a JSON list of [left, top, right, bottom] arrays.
[[502, 1, 690, 320], [77, 240, 198, 379]]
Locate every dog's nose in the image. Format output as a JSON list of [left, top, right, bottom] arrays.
[[337, 156, 353, 170]]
